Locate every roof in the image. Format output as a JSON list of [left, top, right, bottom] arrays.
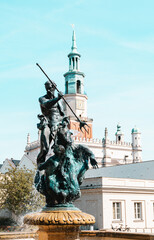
[[115, 123, 123, 135], [132, 127, 140, 133], [11, 160, 20, 167], [85, 160, 154, 180]]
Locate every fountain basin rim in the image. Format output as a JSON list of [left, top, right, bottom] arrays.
[[24, 209, 95, 226]]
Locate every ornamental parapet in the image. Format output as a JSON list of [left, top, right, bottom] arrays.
[[73, 137, 102, 144], [110, 141, 132, 147], [68, 115, 93, 122], [25, 137, 103, 152], [103, 140, 132, 148]]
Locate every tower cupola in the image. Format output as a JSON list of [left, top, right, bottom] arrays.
[[64, 30, 85, 95], [131, 126, 142, 163], [115, 123, 124, 142], [63, 30, 93, 139]]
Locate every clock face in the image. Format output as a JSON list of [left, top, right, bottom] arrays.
[[76, 100, 84, 110]]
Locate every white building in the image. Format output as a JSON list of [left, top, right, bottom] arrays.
[[75, 160, 154, 232], [0, 158, 20, 174], [102, 124, 142, 167]]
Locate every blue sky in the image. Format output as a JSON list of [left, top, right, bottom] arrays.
[[0, 0, 154, 163]]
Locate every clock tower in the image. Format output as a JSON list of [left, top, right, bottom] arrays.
[[63, 30, 93, 139]]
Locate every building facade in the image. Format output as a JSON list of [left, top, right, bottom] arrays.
[[102, 125, 142, 166], [0, 158, 20, 174], [74, 160, 154, 232]]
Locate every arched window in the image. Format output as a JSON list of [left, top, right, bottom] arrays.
[[118, 136, 121, 141], [77, 80, 81, 94]]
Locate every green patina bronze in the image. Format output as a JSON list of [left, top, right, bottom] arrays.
[[35, 67, 98, 208]]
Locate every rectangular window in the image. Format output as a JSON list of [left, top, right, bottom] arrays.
[[113, 202, 121, 220], [134, 202, 142, 219]]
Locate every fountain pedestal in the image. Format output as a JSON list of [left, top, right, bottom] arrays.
[[24, 207, 95, 240]]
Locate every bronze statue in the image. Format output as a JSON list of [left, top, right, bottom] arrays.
[[35, 64, 98, 208], [37, 81, 65, 166]]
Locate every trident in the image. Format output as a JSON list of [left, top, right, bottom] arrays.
[[36, 63, 89, 133]]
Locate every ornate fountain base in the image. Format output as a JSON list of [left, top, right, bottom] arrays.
[[24, 205, 95, 240]]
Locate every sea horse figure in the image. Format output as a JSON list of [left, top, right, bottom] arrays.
[[35, 116, 98, 207]]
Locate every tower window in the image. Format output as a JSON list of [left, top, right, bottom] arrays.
[[69, 58, 71, 69], [66, 81, 68, 94], [72, 57, 75, 69], [118, 136, 121, 141], [77, 80, 81, 94], [76, 57, 78, 70]]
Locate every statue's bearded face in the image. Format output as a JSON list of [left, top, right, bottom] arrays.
[[45, 82, 55, 96]]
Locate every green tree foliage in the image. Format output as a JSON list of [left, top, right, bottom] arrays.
[[0, 167, 45, 217]]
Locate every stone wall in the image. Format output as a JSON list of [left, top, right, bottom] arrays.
[[0, 230, 154, 240]]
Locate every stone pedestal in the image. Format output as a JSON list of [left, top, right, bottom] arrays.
[[24, 207, 95, 240], [37, 225, 80, 240]]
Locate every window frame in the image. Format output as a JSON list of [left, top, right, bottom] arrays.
[[113, 202, 122, 220], [134, 202, 142, 220]]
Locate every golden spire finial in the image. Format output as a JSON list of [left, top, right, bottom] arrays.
[[71, 23, 75, 29]]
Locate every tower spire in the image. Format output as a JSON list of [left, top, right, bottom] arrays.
[[27, 133, 30, 145], [63, 29, 93, 139], [115, 123, 124, 142], [71, 30, 77, 53]]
